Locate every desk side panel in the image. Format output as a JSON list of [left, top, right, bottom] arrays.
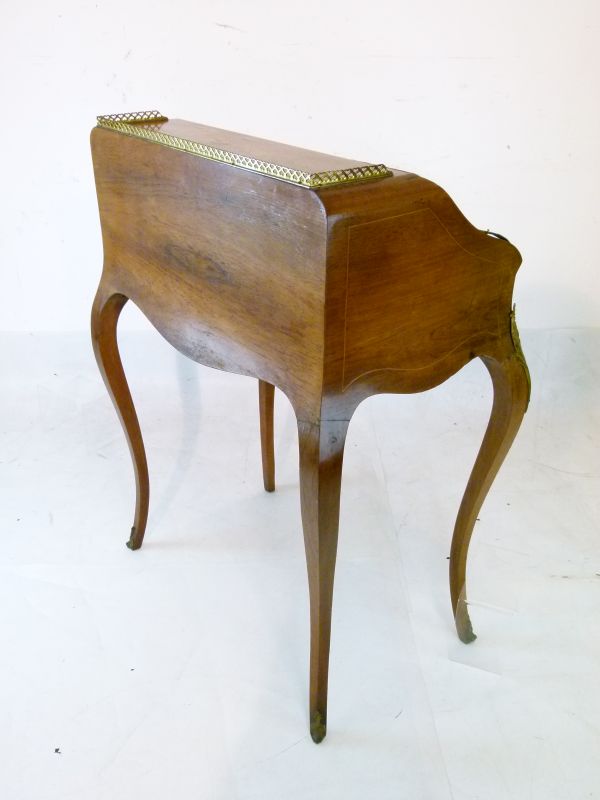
[[91, 127, 327, 418], [318, 173, 522, 407]]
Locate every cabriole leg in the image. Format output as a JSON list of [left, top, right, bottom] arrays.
[[450, 337, 530, 643], [91, 283, 149, 550], [297, 416, 351, 743]]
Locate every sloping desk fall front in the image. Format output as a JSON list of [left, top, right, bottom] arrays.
[[91, 112, 530, 743]]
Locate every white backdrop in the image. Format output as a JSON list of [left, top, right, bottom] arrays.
[[1, 0, 598, 332]]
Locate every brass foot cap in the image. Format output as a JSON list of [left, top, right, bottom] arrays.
[[458, 625, 477, 645], [126, 527, 141, 551], [455, 602, 477, 644], [310, 712, 327, 744]]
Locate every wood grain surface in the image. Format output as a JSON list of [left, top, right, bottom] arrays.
[[91, 120, 529, 742]]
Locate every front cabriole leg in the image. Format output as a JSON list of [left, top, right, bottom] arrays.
[[91, 281, 150, 550], [297, 415, 352, 743], [450, 308, 531, 642]]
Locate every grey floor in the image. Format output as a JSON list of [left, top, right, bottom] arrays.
[[1, 327, 598, 800]]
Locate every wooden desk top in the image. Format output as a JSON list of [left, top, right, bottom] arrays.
[[96, 111, 392, 188]]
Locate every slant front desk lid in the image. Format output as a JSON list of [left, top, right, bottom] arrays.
[[96, 111, 393, 189]]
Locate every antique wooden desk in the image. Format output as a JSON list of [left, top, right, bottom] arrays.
[[91, 111, 530, 743]]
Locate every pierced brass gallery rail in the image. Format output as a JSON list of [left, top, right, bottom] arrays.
[[96, 111, 392, 189]]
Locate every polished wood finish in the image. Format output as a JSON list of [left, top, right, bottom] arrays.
[[90, 118, 529, 742]]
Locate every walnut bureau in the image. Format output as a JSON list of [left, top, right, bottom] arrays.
[[90, 111, 530, 743]]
